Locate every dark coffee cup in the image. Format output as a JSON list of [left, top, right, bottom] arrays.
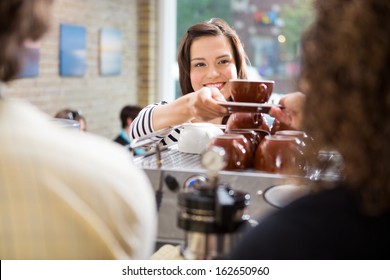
[[226, 128, 270, 156], [255, 135, 305, 175], [275, 130, 318, 174], [208, 134, 252, 170], [225, 129, 259, 160], [275, 130, 316, 154], [226, 112, 271, 131], [230, 79, 274, 103]]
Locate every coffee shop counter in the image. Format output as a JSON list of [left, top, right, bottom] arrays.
[[133, 144, 303, 246]]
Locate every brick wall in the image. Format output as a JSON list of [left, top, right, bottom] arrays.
[[2, 0, 159, 139], [137, 0, 158, 107]]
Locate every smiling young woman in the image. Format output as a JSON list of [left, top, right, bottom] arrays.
[[130, 18, 249, 147]]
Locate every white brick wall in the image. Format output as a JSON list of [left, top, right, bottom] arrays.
[[2, 0, 147, 139]]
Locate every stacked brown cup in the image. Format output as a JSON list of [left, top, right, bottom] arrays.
[[254, 134, 306, 175], [207, 79, 313, 174], [226, 79, 274, 132], [223, 80, 274, 169], [207, 134, 252, 170]]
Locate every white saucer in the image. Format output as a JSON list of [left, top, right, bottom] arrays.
[[263, 184, 311, 208]]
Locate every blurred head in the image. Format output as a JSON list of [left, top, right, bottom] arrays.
[[299, 0, 390, 214], [55, 109, 86, 132], [119, 105, 142, 129], [0, 0, 53, 82], [177, 18, 248, 96]]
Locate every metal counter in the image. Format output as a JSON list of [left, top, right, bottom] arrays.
[[133, 145, 294, 245]]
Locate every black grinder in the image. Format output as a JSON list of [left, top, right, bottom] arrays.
[[177, 146, 251, 259]]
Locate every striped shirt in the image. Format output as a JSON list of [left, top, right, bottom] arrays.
[[130, 101, 231, 148], [129, 101, 183, 146]]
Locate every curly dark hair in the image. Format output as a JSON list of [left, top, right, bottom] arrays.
[[0, 0, 53, 82], [177, 18, 248, 95], [300, 0, 390, 215]]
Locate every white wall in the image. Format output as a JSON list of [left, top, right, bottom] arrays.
[[157, 0, 177, 102]]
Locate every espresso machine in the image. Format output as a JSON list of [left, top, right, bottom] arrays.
[[131, 131, 261, 259], [177, 146, 251, 259], [131, 127, 343, 259]]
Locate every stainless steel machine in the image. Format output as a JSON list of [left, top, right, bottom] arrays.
[[132, 129, 342, 259], [133, 144, 289, 252]]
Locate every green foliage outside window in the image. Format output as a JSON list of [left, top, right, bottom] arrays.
[[176, 0, 232, 48], [280, 0, 314, 60]]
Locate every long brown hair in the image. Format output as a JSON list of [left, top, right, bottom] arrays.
[[300, 0, 390, 215], [0, 0, 53, 82], [177, 18, 248, 95]]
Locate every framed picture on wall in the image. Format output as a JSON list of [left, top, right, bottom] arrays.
[[59, 23, 87, 77], [99, 28, 122, 76], [18, 40, 40, 78]]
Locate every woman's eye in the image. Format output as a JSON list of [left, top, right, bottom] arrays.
[[219, 59, 230, 65], [194, 62, 206, 67]]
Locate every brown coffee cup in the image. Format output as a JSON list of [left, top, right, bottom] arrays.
[[226, 112, 271, 131], [251, 128, 271, 146], [226, 128, 270, 154], [230, 79, 274, 103], [275, 130, 318, 172], [254, 135, 305, 175], [208, 134, 252, 170], [275, 130, 317, 156], [225, 129, 259, 155]]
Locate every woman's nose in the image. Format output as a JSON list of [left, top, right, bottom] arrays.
[[206, 65, 220, 78]]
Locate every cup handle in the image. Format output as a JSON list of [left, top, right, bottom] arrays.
[[252, 113, 261, 126], [258, 83, 268, 102]]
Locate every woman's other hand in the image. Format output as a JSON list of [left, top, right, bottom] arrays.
[[269, 92, 305, 130]]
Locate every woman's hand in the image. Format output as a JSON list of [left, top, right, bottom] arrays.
[[187, 87, 228, 122], [269, 92, 305, 130], [151, 87, 228, 130]]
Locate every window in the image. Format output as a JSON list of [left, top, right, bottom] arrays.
[[175, 0, 313, 96]]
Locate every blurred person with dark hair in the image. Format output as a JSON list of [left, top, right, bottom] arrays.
[[54, 108, 87, 132], [114, 105, 141, 146], [0, 0, 156, 259], [230, 0, 390, 259], [113, 105, 144, 155]]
